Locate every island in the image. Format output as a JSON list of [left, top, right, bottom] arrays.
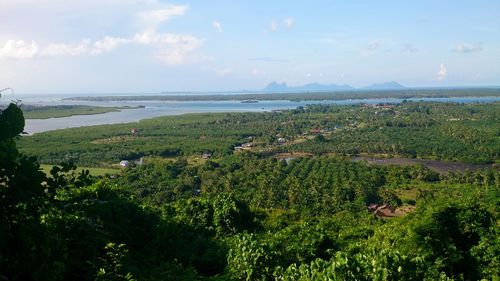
[[20, 105, 145, 119]]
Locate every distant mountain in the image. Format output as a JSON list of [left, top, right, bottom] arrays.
[[363, 81, 405, 90], [263, 81, 289, 92], [262, 81, 354, 92]]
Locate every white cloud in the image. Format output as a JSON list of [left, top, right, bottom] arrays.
[[154, 50, 209, 66], [133, 30, 202, 47], [1, 30, 204, 65], [132, 5, 204, 65], [212, 21, 223, 33], [0, 40, 39, 59], [269, 17, 295, 32], [133, 30, 204, 65], [455, 43, 483, 53], [0, 2, 206, 65], [42, 40, 91, 56], [40, 36, 131, 57], [284, 18, 294, 28], [269, 20, 278, 32], [41, 37, 129, 56], [137, 5, 188, 27], [154, 49, 187, 65], [133, 29, 162, 45], [91, 36, 131, 55], [437, 63, 447, 80]]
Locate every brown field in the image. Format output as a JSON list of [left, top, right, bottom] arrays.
[[352, 156, 492, 174]]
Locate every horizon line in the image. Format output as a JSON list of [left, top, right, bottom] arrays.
[[9, 85, 500, 96]]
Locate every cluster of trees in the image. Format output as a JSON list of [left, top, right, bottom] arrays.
[[2, 102, 499, 280], [19, 102, 500, 166], [1, 103, 236, 280], [116, 155, 450, 213], [287, 103, 500, 164]]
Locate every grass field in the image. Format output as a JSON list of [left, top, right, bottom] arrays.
[[40, 164, 120, 176]]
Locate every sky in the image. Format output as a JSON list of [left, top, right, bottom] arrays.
[[0, 0, 499, 93]]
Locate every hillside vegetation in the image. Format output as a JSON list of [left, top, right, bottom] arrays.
[[19, 102, 500, 166], [1, 102, 499, 280]]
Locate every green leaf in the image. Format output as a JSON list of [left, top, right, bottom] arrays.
[[0, 103, 25, 140]]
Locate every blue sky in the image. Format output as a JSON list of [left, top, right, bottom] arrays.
[[0, 0, 499, 93]]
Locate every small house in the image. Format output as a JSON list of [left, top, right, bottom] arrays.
[[367, 203, 397, 218], [277, 137, 286, 144]]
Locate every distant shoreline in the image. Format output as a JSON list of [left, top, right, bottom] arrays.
[[22, 96, 500, 135], [21, 105, 144, 119], [64, 88, 500, 102]]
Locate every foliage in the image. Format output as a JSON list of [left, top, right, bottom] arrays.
[[95, 243, 136, 281], [2, 102, 499, 280], [18, 102, 500, 166], [273, 250, 427, 281], [227, 233, 275, 281]]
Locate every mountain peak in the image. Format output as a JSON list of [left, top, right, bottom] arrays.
[[263, 81, 289, 91], [261, 81, 405, 92]]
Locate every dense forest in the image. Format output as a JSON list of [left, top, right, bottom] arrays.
[[1, 102, 499, 280], [19, 102, 500, 166]]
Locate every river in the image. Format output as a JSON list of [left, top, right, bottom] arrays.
[[2, 95, 498, 134]]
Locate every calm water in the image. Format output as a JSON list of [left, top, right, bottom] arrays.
[[4, 96, 498, 134]]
